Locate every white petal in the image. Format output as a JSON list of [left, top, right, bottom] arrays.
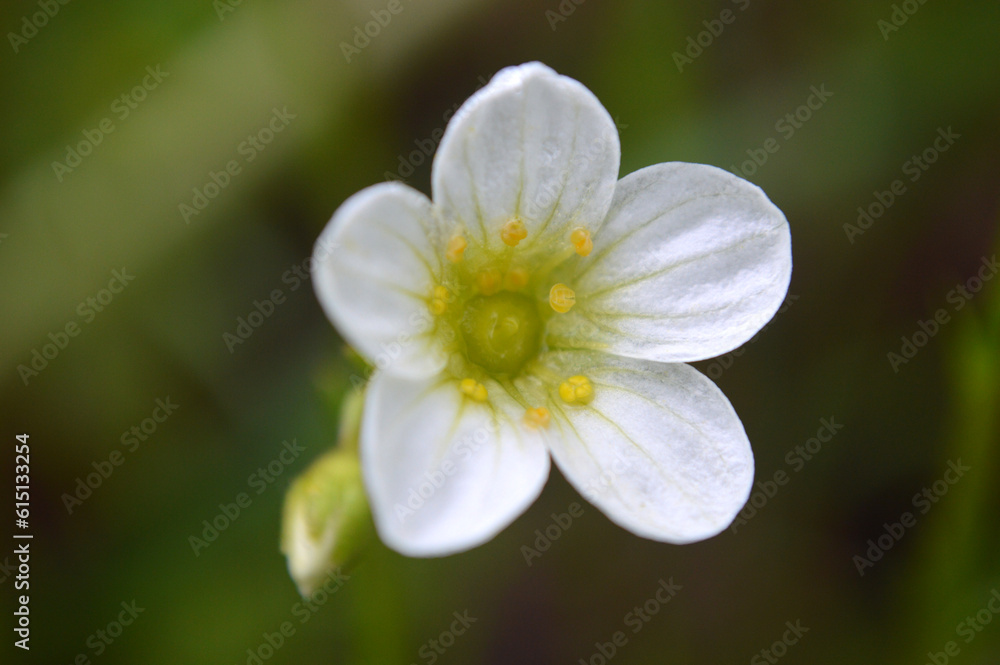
[[432, 62, 620, 251], [313, 182, 446, 379], [549, 162, 792, 362], [537, 351, 753, 543], [361, 371, 550, 557]]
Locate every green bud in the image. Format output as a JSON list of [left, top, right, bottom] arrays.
[[281, 392, 372, 596]]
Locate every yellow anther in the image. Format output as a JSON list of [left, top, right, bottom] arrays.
[[460, 378, 488, 403], [571, 227, 593, 257], [429, 285, 450, 315], [477, 268, 502, 296], [558, 375, 594, 405], [446, 235, 467, 263], [549, 283, 576, 313], [524, 407, 551, 429], [504, 267, 529, 291], [500, 218, 528, 247]]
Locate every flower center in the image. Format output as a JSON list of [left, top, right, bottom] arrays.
[[460, 292, 542, 375]]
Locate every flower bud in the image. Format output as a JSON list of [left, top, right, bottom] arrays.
[[281, 440, 372, 596]]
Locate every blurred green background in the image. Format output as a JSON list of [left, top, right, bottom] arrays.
[[3, 0, 1000, 663]]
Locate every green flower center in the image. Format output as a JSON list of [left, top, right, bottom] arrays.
[[461, 292, 542, 375]]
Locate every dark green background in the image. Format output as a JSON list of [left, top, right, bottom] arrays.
[[2, 0, 999, 663]]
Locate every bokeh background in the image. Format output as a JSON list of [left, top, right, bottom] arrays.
[[3, 0, 1000, 663]]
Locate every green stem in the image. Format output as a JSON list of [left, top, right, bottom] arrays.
[[901, 241, 1000, 657], [337, 386, 365, 454]]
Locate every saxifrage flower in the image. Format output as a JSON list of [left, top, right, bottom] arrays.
[[312, 63, 792, 557]]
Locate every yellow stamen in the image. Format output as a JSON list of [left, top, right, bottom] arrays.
[[446, 235, 467, 263], [504, 267, 529, 291], [558, 375, 594, 405], [549, 283, 576, 313], [459, 378, 488, 403], [571, 227, 593, 257], [429, 285, 450, 315], [524, 406, 550, 428], [500, 218, 528, 247], [477, 268, 502, 296]]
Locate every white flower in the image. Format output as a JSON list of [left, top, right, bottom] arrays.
[[312, 63, 792, 557]]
